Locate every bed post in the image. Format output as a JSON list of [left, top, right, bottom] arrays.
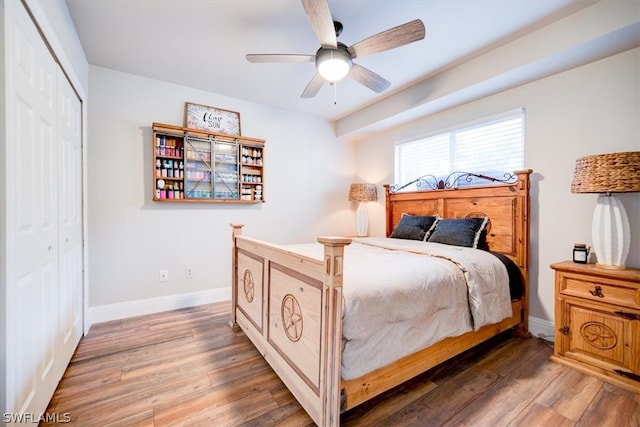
[[317, 236, 351, 427], [514, 170, 532, 337], [383, 184, 392, 237], [229, 223, 244, 328]]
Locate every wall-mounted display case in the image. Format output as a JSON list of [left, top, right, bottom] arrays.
[[153, 122, 264, 203]]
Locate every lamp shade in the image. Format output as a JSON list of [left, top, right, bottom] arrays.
[[349, 183, 377, 202], [571, 151, 640, 193]]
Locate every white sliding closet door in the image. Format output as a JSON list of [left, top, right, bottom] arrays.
[[57, 71, 83, 368], [8, 0, 60, 414], [5, 0, 84, 416]]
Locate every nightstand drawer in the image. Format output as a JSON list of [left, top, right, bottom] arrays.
[[560, 276, 640, 309]]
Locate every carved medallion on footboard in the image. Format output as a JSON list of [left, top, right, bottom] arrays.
[[236, 250, 264, 332]]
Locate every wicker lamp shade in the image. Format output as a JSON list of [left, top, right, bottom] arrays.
[[349, 183, 378, 202], [571, 151, 640, 193]]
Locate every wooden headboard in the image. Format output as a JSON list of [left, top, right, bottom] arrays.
[[384, 169, 532, 275]]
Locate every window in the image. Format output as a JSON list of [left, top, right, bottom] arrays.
[[394, 109, 524, 191]]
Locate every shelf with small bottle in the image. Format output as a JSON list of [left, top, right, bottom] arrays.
[[152, 122, 265, 203]]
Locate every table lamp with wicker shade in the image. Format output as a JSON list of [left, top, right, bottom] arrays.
[[349, 183, 377, 237], [571, 151, 640, 269]]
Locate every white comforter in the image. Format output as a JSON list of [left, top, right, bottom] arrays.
[[282, 237, 513, 380]]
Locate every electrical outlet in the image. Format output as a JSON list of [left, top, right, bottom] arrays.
[[185, 267, 193, 279], [159, 269, 169, 282]]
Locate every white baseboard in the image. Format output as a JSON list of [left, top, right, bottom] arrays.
[[528, 315, 555, 342], [88, 287, 231, 328]]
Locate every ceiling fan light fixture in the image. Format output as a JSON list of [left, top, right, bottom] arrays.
[[316, 48, 352, 82]]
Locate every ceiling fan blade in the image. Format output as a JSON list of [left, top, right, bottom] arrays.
[[347, 19, 425, 58], [246, 54, 315, 63], [301, 0, 337, 49], [301, 73, 325, 98], [349, 64, 391, 93]]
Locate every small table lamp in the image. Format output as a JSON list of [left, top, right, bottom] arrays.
[[571, 151, 640, 269], [349, 183, 377, 237]]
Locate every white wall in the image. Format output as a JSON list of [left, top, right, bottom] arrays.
[[354, 47, 640, 325], [87, 66, 355, 309]]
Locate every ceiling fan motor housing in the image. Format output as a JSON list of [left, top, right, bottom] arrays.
[[333, 20, 343, 37]]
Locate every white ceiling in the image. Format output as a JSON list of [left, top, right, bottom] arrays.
[[65, 0, 602, 126]]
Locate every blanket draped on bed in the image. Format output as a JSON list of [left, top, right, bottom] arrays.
[[282, 237, 513, 380]]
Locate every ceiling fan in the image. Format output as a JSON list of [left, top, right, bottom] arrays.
[[246, 0, 426, 98]]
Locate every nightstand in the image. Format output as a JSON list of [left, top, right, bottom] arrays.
[[550, 261, 640, 393]]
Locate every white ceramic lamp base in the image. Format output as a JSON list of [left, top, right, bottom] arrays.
[[592, 194, 630, 270], [355, 202, 369, 237]]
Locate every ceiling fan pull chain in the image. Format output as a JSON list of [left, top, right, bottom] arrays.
[[333, 82, 337, 105]]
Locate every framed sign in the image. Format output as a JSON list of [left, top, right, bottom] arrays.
[[185, 102, 241, 135]]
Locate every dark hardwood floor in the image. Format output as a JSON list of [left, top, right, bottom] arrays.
[[43, 302, 640, 426]]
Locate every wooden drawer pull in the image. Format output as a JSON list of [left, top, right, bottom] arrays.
[[589, 285, 604, 298], [615, 311, 640, 321]]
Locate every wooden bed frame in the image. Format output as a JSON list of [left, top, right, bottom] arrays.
[[229, 169, 531, 426]]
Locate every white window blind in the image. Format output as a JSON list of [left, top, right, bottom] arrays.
[[394, 109, 524, 191]]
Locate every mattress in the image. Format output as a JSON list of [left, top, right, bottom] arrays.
[[282, 237, 514, 380]]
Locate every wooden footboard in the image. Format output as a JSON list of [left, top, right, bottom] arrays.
[[230, 224, 350, 427]]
